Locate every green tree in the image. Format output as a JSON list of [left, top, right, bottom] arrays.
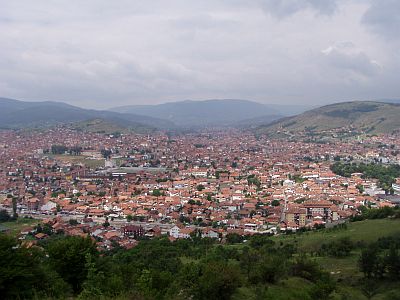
[[386, 245, 400, 279], [78, 253, 104, 299], [0, 234, 70, 299], [226, 233, 243, 244], [46, 236, 98, 293], [0, 209, 11, 222], [271, 199, 280, 206], [359, 246, 384, 278]]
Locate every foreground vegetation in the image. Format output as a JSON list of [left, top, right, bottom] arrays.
[[1, 209, 400, 299]]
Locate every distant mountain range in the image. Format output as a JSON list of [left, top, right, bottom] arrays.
[[109, 99, 287, 128], [1, 97, 399, 134], [256, 101, 400, 135], [0, 98, 174, 132]]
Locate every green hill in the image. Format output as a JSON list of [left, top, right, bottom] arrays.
[[257, 101, 400, 135], [0, 97, 175, 131]]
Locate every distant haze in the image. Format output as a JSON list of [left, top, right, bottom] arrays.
[[0, 1, 399, 108]]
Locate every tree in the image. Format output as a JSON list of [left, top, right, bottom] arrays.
[[78, 253, 104, 299], [12, 198, 18, 218], [386, 245, 400, 279], [359, 246, 384, 278], [46, 236, 98, 293], [226, 233, 243, 244], [271, 199, 280, 207], [0, 235, 70, 299], [198, 262, 241, 300], [240, 246, 260, 281], [152, 189, 163, 197], [196, 184, 205, 191], [0, 209, 11, 222], [69, 219, 79, 226], [126, 214, 133, 222], [51, 144, 68, 155], [207, 193, 212, 201]]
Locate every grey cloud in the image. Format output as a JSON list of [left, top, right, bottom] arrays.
[[258, 0, 338, 17], [321, 42, 381, 78], [0, 0, 398, 107], [362, 0, 400, 40]]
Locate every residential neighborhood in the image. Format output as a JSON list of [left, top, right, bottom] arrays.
[[1, 127, 399, 250]]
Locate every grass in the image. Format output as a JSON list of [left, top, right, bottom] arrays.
[[274, 218, 400, 252], [314, 253, 362, 281], [225, 218, 400, 288], [1, 217, 39, 236]]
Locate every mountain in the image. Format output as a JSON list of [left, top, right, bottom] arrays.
[[375, 98, 400, 104], [0, 98, 175, 131], [110, 99, 282, 127], [256, 101, 400, 135], [232, 114, 284, 128]]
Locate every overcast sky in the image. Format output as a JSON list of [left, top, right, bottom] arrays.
[[0, 0, 399, 109]]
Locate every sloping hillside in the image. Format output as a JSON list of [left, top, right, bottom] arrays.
[[257, 101, 400, 135]]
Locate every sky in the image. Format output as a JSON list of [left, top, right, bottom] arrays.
[[0, 0, 399, 109]]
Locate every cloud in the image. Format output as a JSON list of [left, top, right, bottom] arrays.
[[258, 0, 338, 18], [321, 41, 382, 78], [362, 0, 400, 41], [0, 0, 398, 108]]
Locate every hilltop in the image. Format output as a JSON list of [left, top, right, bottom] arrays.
[[256, 101, 400, 136]]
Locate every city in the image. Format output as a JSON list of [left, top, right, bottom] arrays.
[[1, 127, 399, 249]]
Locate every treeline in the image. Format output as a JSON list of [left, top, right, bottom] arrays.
[[359, 235, 400, 280], [330, 162, 400, 193], [351, 206, 400, 222], [2, 233, 399, 300], [2, 218, 400, 299], [0, 234, 336, 300], [50, 145, 83, 155]]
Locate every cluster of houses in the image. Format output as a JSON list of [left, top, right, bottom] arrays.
[[1, 127, 399, 247]]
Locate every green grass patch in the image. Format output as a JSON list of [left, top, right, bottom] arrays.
[[274, 219, 400, 252], [2, 217, 39, 236], [314, 253, 361, 281]]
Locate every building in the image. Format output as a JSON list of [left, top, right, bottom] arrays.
[[122, 225, 145, 238]]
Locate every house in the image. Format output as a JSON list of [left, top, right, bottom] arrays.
[[169, 225, 194, 239], [122, 225, 145, 238], [202, 228, 219, 239], [27, 198, 40, 210], [169, 225, 181, 239], [40, 200, 57, 212]]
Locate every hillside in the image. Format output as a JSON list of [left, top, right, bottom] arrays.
[[110, 99, 282, 127], [257, 101, 400, 135], [0, 98, 174, 131]]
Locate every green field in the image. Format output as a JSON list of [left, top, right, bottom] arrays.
[[1, 218, 39, 236], [274, 219, 400, 252], [272, 219, 400, 299]]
